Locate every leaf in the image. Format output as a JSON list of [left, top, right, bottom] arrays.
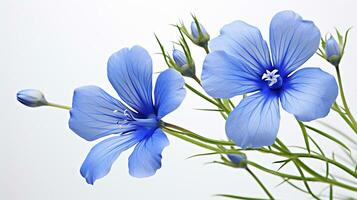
[[154, 34, 171, 67], [277, 159, 291, 171]]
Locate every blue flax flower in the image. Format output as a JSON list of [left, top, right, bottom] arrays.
[[69, 46, 186, 184], [202, 11, 338, 148]]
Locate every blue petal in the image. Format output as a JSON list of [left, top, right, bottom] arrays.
[[226, 91, 280, 148], [80, 131, 144, 184], [107, 46, 154, 116], [202, 51, 262, 98], [210, 20, 271, 75], [270, 10, 321, 76], [172, 49, 187, 67], [69, 86, 128, 141], [154, 69, 186, 119], [128, 128, 169, 178], [280, 67, 338, 121]]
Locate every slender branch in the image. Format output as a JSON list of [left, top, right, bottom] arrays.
[[47, 102, 71, 110], [162, 122, 234, 146], [335, 66, 357, 130], [246, 167, 275, 200], [185, 83, 221, 107]]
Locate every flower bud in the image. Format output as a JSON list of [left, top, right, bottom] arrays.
[[172, 49, 195, 78], [325, 36, 341, 63], [172, 49, 187, 67], [190, 21, 210, 48], [227, 153, 247, 168], [17, 89, 48, 107], [191, 22, 209, 40]]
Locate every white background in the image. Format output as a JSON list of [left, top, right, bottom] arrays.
[[1, 0, 357, 199]]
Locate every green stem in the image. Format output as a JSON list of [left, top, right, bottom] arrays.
[[247, 160, 357, 192], [247, 161, 320, 182], [192, 75, 202, 85], [185, 83, 221, 108], [259, 147, 357, 179], [335, 66, 357, 130], [214, 98, 231, 114], [163, 125, 357, 192], [246, 167, 275, 200], [47, 102, 71, 110], [162, 122, 234, 146], [331, 102, 356, 132], [297, 120, 310, 153], [162, 127, 222, 152]]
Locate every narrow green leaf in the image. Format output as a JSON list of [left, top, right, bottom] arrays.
[[154, 34, 171, 67], [341, 27, 352, 54], [335, 28, 343, 44]]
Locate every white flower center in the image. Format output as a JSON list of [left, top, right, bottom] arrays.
[[262, 69, 280, 87]]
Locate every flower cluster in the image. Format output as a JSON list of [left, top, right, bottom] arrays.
[[17, 10, 357, 200]]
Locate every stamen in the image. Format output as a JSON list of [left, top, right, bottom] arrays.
[[262, 69, 280, 87], [113, 109, 158, 129]]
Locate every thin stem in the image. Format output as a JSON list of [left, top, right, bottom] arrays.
[[247, 161, 357, 192], [246, 167, 275, 200], [185, 83, 221, 107], [162, 127, 222, 152], [162, 122, 235, 146], [47, 102, 71, 110], [335, 66, 357, 130], [163, 124, 357, 192], [297, 120, 310, 153], [192, 75, 201, 85], [258, 147, 357, 179], [331, 102, 356, 132], [214, 98, 231, 114]]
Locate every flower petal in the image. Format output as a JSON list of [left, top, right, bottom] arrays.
[[80, 131, 143, 184], [128, 128, 169, 178], [107, 46, 154, 116], [270, 10, 321, 76], [280, 67, 338, 121], [210, 20, 271, 75], [69, 86, 128, 141], [226, 91, 280, 148], [154, 69, 186, 119], [202, 51, 262, 98]]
